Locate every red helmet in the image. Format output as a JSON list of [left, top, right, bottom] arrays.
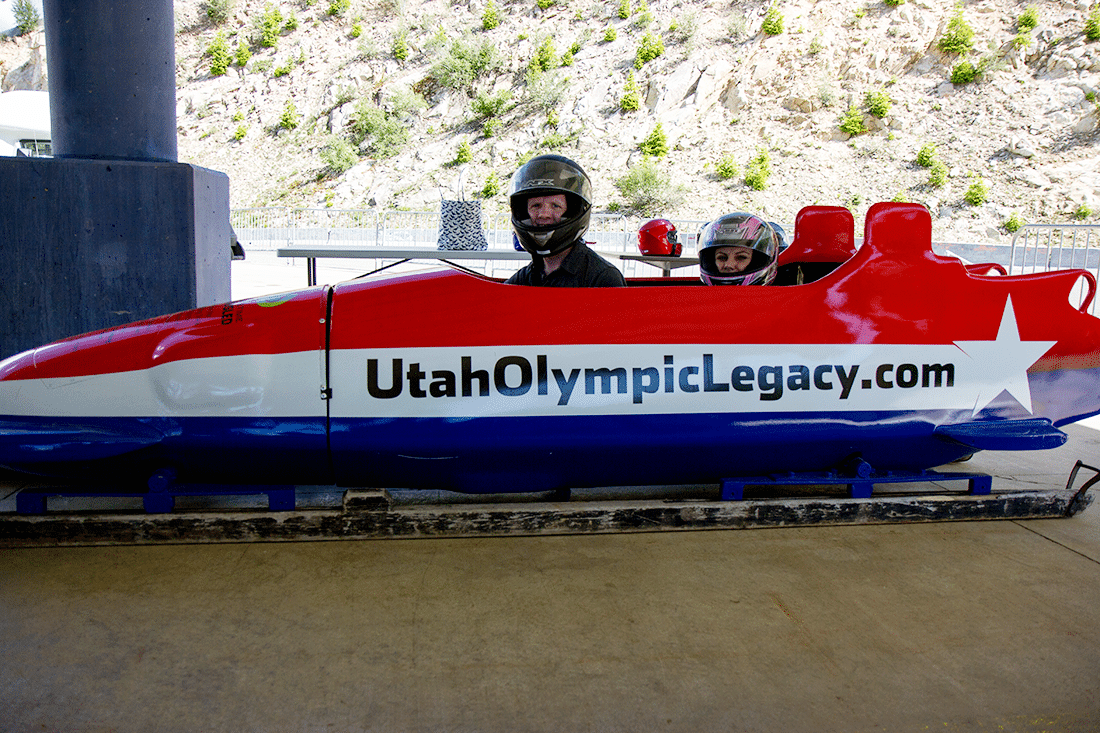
[[638, 218, 682, 256]]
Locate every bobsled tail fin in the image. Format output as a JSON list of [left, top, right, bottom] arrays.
[[0, 418, 167, 464], [934, 418, 1068, 451]]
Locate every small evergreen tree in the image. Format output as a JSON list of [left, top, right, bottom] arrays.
[[12, 0, 39, 34], [208, 32, 232, 76], [634, 32, 664, 68], [761, 6, 784, 36], [619, 72, 640, 112], [639, 123, 668, 157], [482, 0, 500, 30], [1087, 5, 1100, 41], [938, 6, 974, 54], [454, 139, 473, 164], [839, 105, 866, 135], [259, 4, 283, 48], [280, 100, 299, 130]]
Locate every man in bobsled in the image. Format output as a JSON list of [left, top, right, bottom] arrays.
[[698, 212, 781, 286], [505, 154, 626, 288]]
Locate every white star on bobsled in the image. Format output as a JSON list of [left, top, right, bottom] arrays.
[[952, 296, 1057, 415]]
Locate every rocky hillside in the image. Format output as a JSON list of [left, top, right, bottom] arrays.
[[4, 0, 1100, 242]]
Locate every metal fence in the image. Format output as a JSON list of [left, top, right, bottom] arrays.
[[231, 209, 1100, 308], [231, 207, 713, 279], [1010, 223, 1100, 316]]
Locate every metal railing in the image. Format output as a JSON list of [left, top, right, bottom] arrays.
[[1010, 223, 1100, 315], [230, 207, 716, 278], [232, 208, 1100, 306]]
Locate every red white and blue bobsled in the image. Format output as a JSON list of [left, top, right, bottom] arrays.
[[1, 203, 1098, 494]]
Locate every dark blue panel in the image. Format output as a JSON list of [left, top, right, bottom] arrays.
[[329, 411, 977, 493], [0, 416, 331, 487]]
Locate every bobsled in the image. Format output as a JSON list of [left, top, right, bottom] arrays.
[[1, 202, 1098, 494]]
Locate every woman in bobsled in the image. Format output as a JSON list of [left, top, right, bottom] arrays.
[[698, 212, 782, 286]]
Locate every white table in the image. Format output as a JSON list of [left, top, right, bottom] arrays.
[[276, 246, 533, 285], [617, 253, 700, 277]]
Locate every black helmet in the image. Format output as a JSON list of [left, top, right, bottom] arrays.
[[698, 212, 779, 286], [508, 154, 593, 257]]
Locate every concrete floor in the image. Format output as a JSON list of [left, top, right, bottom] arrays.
[[1, 425, 1098, 732]]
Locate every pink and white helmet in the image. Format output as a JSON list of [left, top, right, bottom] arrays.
[[698, 212, 780, 286]]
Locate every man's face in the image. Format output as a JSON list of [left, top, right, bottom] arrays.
[[527, 194, 568, 226]]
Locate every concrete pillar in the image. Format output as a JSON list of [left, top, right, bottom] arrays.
[[42, 0, 177, 162]]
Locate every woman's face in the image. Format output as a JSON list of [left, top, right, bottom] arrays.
[[714, 246, 754, 273]]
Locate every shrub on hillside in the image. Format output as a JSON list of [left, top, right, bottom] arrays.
[[480, 171, 501, 199], [668, 12, 697, 45], [1017, 5, 1039, 32], [351, 103, 407, 157], [431, 37, 502, 93], [615, 158, 686, 214], [279, 100, 299, 130], [454, 139, 473, 165], [916, 143, 937, 168], [203, 0, 232, 26], [744, 149, 770, 190], [473, 90, 513, 120], [393, 31, 409, 61], [525, 71, 569, 112], [964, 178, 988, 205], [715, 153, 739, 181], [530, 37, 557, 73], [865, 89, 891, 118], [951, 60, 977, 84], [1003, 213, 1024, 233], [321, 137, 358, 175], [928, 160, 948, 188]]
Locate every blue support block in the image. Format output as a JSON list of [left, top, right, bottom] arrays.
[[968, 475, 993, 495], [719, 469, 994, 502], [15, 492, 46, 515], [14, 482, 298, 515]]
